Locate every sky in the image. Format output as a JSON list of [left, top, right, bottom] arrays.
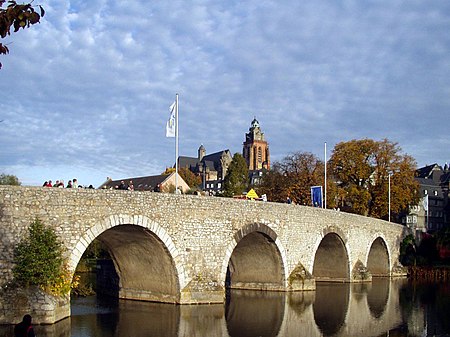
[[1, 0, 449, 187]]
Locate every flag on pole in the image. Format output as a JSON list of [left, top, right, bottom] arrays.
[[166, 101, 176, 137], [311, 186, 323, 208]]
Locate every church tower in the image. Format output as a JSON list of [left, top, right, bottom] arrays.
[[242, 117, 270, 171]]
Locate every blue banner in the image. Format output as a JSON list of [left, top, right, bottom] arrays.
[[311, 186, 323, 208]]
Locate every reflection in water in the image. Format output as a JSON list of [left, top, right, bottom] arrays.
[[399, 281, 450, 336], [367, 278, 390, 318], [0, 318, 71, 337], [313, 282, 350, 335], [2, 279, 448, 336], [287, 290, 315, 316], [70, 296, 180, 337], [225, 289, 284, 337]]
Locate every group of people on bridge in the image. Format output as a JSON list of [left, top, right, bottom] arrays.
[[42, 178, 94, 189]]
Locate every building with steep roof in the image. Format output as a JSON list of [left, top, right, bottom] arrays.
[[177, 118, 271, 193], [404, 163, 450, 234], [99, 172, 190, 194], [177, 145, 233, 193]]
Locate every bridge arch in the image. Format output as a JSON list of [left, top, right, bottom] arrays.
[[312, 229, 350, 281], [68, 214, 187, 303], [221, 223, 288, 291], [366, 236, 391, 277]]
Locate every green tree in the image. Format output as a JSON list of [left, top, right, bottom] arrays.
[[223, 153, 249, 197], [0, 173, 20, 185], [329, 138, 419, 221], [13, 218, 69, 294], [0, 0, 45, 69]]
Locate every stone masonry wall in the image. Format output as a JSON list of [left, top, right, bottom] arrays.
[[0, 186, 407, 323]]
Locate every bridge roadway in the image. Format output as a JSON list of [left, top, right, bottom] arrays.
[[0, 186, 408, 323]]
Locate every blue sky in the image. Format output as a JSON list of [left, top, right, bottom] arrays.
[[1, 0, 449, 187]]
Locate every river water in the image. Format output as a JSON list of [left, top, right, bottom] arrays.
[[2, 279, 449, 336]]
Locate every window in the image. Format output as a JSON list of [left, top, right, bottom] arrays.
[[424, 189, 428, 195], [434, 190, 438, 196]]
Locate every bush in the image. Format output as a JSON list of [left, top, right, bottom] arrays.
[[13, 218, 77, 296]]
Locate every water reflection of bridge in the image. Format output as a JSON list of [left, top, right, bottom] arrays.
[[231, 278, 404, 337], [28, 279, 408, 337]]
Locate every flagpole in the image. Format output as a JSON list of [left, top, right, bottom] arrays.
[[388, 173, 391, 222], [175, 93, 179, 194], [324, 142, 327, 209]]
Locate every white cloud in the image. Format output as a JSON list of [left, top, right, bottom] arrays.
[[1, 0, 449, 186]]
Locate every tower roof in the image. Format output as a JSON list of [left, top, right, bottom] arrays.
[[250, 117, 260, 130]]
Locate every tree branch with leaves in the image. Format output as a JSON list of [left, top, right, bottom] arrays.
[[0, 0, 45, 69]]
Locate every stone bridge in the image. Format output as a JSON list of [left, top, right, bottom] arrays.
[[0, 186, 408, 323]]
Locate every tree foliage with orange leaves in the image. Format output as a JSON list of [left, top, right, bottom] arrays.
[[258, 151, 338, 207], [162, 167, 201, 189], [329, 138, 419, 221], [0, 0, 44, 69]]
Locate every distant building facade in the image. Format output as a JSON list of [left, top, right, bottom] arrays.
[[404, 163, 450, 234], [178, 146, 233, 194], [177, 118, 271, 193]]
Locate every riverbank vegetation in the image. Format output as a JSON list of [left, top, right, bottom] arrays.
[[400, 229, 450, 281]]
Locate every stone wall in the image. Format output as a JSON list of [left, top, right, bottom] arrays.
[[0, 186, 407, 323], [0, 286, 69, 324]]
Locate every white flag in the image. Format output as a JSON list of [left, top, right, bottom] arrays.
[[422, 194, 429, 212], [166, 101, 176, 137]]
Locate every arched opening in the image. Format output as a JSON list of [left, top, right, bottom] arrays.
[[367, 237, 390, 277], [312, 233, 349, 281], [73, 224, 180, 303], [226, 231, 284, 291]]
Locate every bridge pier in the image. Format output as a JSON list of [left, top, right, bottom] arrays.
[[0, 286, 69, 325]]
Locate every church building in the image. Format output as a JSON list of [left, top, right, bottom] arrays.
[[243, 117, 270, 171], [178, 146, 233, 193], [178, 117, 270, 193]]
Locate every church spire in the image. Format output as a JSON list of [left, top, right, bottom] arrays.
[[242, 117, 270, 171]]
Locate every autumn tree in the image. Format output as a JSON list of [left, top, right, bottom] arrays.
[[162, 167, 201, 189], [0, 0, 45, 69], [178, 167, 201, 189], [222, 153, 249, 197], [0, 173, 20, 185], [256, 167, 287, 203], [329, 138, 419, 221], [258, 151, 337, 206]]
